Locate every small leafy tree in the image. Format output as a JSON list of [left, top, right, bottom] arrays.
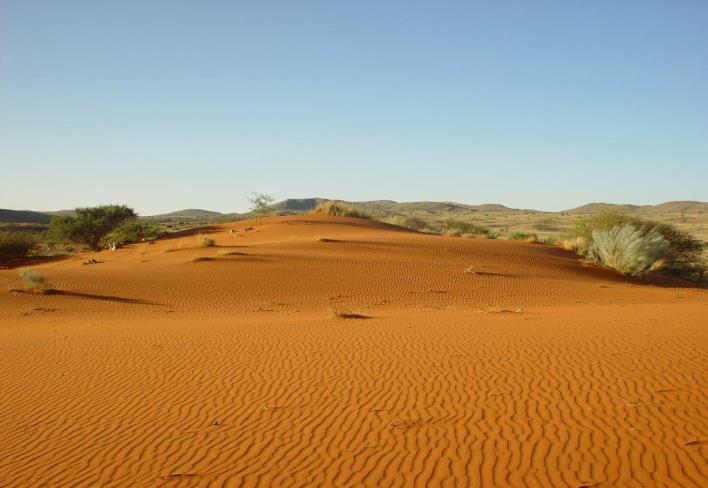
[[48, 205, 137, 250], [0, 231, 37, 265], [248, 193, 275, 224]]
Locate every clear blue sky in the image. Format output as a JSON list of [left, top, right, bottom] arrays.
[[1, 0, 706, 214]]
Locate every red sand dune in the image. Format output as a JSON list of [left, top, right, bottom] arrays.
[[0, 215, 706, 487]]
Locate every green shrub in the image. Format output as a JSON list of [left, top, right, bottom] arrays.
[[569, 211, 705, 281], [18, 268, 49, 293], [443, 220, 491, 237], [198, 235, 215, 247], [586, 224, 669, 276], [0, 231, 36, 265], [312, 201, 370, 219], [508, 232, 538, 242], [47, 205, 137, 250], [104, 221, 159, 244]]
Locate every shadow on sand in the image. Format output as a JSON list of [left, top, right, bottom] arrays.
[[44, 289, 161, 305]]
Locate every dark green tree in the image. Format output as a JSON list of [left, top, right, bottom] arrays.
[[48, 205, 137, 250], [0, 231, 37, 265]]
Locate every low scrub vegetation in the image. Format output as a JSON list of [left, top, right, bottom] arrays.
[[508, 232, 538, 242], [568, 211, 705, 281], [586, 225, 669, 276], [312, 201, 370, 219], [0, 231, 36, 266], [384, 215, 427, 231], [18, 268, 50, 293], [105, 221, 160, 245], [198, 235, 216, 247], [443, 220, 493, 238]]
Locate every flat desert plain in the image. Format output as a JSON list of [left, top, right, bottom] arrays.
[[0, 215, 706, 487]]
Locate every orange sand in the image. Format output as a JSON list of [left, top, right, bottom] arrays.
[[0, 215, 706, 487]]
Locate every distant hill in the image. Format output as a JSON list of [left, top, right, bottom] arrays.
[[271, 198, 328, 214], [0, 209, 52, 224], [564, 201, 707, 214], [144, 209, 224, 220], [647, 201, 707, 214], [564, 203, 644, 214], [2, 200, 705, 225]]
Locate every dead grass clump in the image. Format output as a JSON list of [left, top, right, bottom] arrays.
[[198, 235, 215, 247], [328, 308, 370, 319], [17, 268, 50, 293], [479, 307, 524, 314], [561, 236, 588, 254], [312, 201, 370, 219]]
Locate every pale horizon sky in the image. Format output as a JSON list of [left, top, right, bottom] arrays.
[[1, 1, 707, 215]]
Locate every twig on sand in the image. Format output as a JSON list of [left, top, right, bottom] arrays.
[[328, 308, 370, 319], [478, 307, 523, 314]]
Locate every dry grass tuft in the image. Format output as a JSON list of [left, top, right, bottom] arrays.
[[17, 268, 50, 294], [312, 201, 370, 219], [586, 224, 669, 276], [561, 236, 588, 254], [198, 235, 215, 247]]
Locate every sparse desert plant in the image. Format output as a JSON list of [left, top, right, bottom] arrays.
[[538, 236, 558, 245], [569, 211, 705, 281], [198, 235, 215, 247], [47, 205, 137, 250], [561, 236, 588, 254], [586, 224, 669, 276], [443, 220, 491, 238], [312, 201, 370, 219], [248, 192, 275, 223], [508, 232, 538, 242], [18, 268, 50, 293], [0, 231, 37, 266]]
